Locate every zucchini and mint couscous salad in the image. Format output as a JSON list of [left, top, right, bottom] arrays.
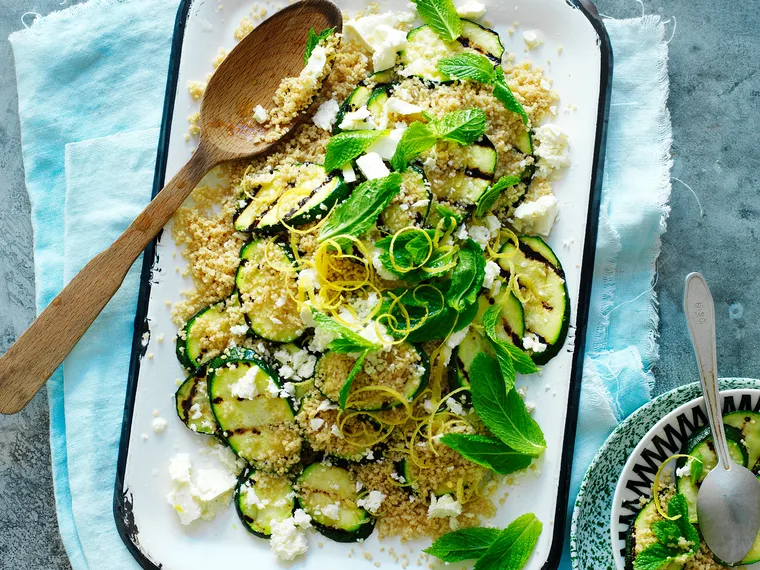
[[167, 0, 572, 566]]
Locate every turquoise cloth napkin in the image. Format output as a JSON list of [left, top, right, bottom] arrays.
[[9, 0, 179, 567], [560, 15, 673, 568], [9, 2, 670, 568]]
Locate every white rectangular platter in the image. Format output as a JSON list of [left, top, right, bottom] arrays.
[[115, 0, 612, 568]]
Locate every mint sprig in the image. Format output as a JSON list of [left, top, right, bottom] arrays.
[[391, 109, 487, 171], [474, 174, 522, 218], [446, 238, 486, 312], [425, 513, 542, 570], [413, 0, 462, 42], [633, 493, 700, 570], [375, 229, 457, 283], [319, 174, 402, 245], [439, 53, 497, 83], [469, 353, 546, 457], [482, 303, 539, 378], [324, 130, 389, 172], [690, 452, 703, 485], [304, 28, 335, 64], [312, 312, 380, 351], [474, 513, 543, 570], [441, 433, 533, 474]]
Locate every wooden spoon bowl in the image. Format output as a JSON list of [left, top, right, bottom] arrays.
[[0, 0, 342, 414]]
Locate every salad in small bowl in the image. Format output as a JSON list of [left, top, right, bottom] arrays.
[[611, 388, 760, 570]]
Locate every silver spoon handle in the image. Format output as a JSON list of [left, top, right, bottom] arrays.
[[684, 272, 731, 469]]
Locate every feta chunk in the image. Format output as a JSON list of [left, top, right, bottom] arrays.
[[344, 13, 407, 72], [357, 490, 386, 514], [166, 454, 237, 525], [385, 97, 424, 116], [455, 0, 486, 19], [270, 517, 308, 560], [303, 44, 328, 85], [513, 195, 559, 237], [366, 127, 406, 160], [342, 162, 357, 183], [522, 332, 547, 354], [338, 105, 374, 131], [312, 99, 340, 131], [168, 453, 192, 484], [152, 417, 168, 433], [253, 105, 268, 123], [522, 30, 542, 49], [483, 261, 501, 292], [320, 502, 341, 520], [229, 368, 259, 399], [310, 418, 325, 431], [356, 152, 390, 180], [230, 324, 249, 335], [534, 124, 571, 178], [427, 494, 462, 518], [372, 25, 407, 72]]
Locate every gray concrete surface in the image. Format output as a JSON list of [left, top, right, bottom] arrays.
[[0, 0, 759, 567]]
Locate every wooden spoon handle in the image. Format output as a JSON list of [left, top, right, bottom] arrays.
[[0, 143, 216, 414]]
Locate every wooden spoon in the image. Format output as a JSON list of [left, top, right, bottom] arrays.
[[0, 0, 342, 414]]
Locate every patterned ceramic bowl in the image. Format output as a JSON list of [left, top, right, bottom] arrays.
[[570, 379, 760, 570]]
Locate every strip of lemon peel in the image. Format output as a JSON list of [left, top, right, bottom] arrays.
[[653, 453, 699, 520]]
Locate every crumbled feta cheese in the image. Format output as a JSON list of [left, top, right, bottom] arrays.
[[310, 418, 325, 431], [317, 399, 338, 412], [446, 326, 470, 351], [357, 490, 386, 514], [312, 99, 340, 131], [356, 152, 391, 180], [522, 30, 542, 49], [484, 214, 501, 233], [423, 399, 435, 413], [342, 162, 357, 183], [534, 124, 571, 178], [308, 325, 338, 352], [230, 324, 249, 335], [522, 333, 547, 354], [297, 267, 320, 291], [676, 461, 692, 478], [152, 417, 168, 433], [280, 382, 296, 399], [293, 508, 312, 528], [229, 368, 260, 399], [330, 424, 344, 439], [483, 261, 501, 294], [455, 0, 486, 19], [367, 127, 407, 160], [344, 13, 407, 72], [168, 454, 192, 483], [338, 105, 374, 130], [303, 44, 328, 86], [385, 97, 423, 116], [166, 454, 236, 525], [266, 378, 281, 397], [320, 502, 341, 520], [427, 494, 462, 518], [525, 401, 536, 413], [253, 105, 268, 123], [513, 195, 559, 237], [371, 248, 399, 281], [189, 403, 202, 420], [270, 517, 308, 560], [445, 398, 465, 416], [270, 315, 283, 325]]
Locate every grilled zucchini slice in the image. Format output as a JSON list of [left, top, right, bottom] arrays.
[[458, 20, 504, 63], [334, 85, 373, 133], [380, 166, 432, 233], [175, 370, 218, 435], [176, 299, 238, 370], [723, 410, 760, 473], [296, 463, 375, 542], [235, 469, 296, 538], [426, 138, 497, 207], [208, 348, 301, 468], [236, 239, 303, 343], [498, 236, 569, 364]]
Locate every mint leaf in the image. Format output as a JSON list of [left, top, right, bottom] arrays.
[[324, 130, 389, 172], [482, 302, 539, 377], [312, 312, 380, 350], [304, 28, 335, 64], [469, 353, 546, 456], [339, 350, 368, 409], [447, 239, 486, 312], [391, 122, 439, 172], [634, 543, 682, 570], [668, 494, 700, 548], [376, 230, 457, 283], [424, 527, 502, 562], [319, 174, 402, 244], [434, 109, 487, 145], [413, 0, 462, 42], [488, 341, 516, 392], [690, 453, 703, 486], [652, 520, 682, 549], [474, 513, 542, 570], [493, 79, 530, 125], [327, 338, 375, 353], [438, 53, 496, 83], [474, 174, 522, 218], [441, 433, 533, 474]]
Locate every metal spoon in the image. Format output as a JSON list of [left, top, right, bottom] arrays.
[[684, 272, 760, 563], [0, 0, 342, 415]]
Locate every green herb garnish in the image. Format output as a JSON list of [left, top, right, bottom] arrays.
[[441, 433, 533, 475], [634, 494, 700, 570], [375, 229, 458, 282], [312, 311, 380, 351], [319, 174, 402, 245], [304, 27, 335, 64], [469, 353, 546, 457], [690, 453, 703, 485], [424, 527, 502, 562], [482, 302, 539, 379], [412, 0, 462, 42], [446, 238, 486, 312], [324, 130, 389, 172], [339, 350, 368, 409], [474, 174, 522, 218], [391, 109, 487, 171]]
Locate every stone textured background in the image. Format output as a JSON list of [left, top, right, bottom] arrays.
[[1, 0, 758, 567]]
